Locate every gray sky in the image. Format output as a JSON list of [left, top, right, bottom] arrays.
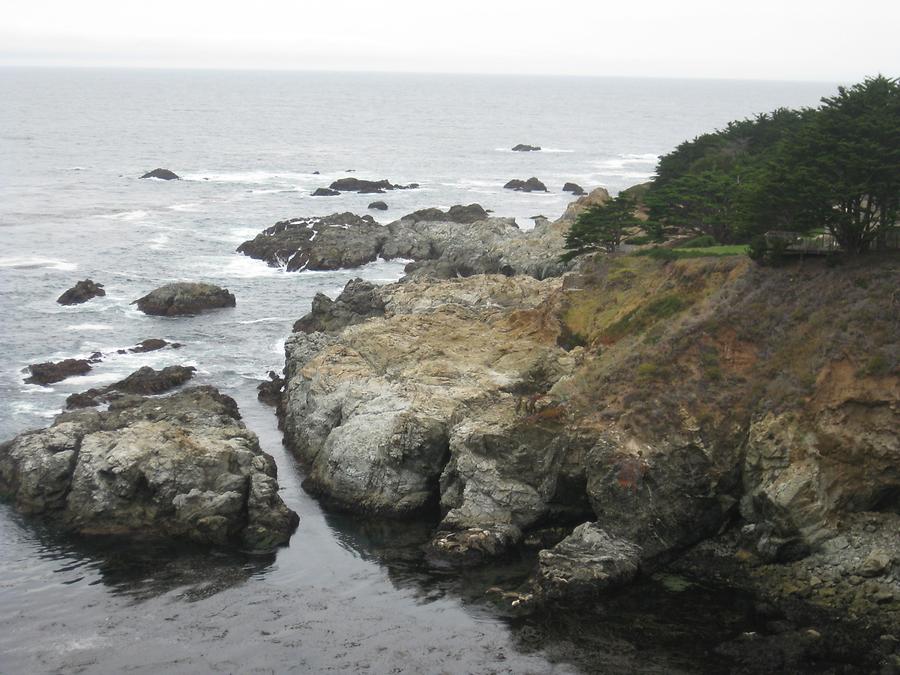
[[1, 0, 897, 80]]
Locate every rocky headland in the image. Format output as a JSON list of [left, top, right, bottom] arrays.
[[272, 227, 898, 668], [0, 387, 299, 552], [236, 196, 610, 279]]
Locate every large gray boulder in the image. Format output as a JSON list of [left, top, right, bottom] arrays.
[[236, 213, 388, 272], [534, 523, 642, 603], [132, 282, 235, 316], [0, 387, 299, 552]]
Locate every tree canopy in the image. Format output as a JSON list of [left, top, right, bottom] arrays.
[[561, 196, 640, 261], [645, 75, 900, 253]]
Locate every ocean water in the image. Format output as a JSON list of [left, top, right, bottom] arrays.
[[0, 68, 836, 673]]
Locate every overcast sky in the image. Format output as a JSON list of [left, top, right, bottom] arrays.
[[1, 0, 897, 81]]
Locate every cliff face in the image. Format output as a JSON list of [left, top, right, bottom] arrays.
[[281, 251, 899, 628]]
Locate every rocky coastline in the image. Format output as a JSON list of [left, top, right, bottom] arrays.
[[267, 212, 898, 669], [2, 186, 897, 671]]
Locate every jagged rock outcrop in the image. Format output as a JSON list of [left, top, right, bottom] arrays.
[[238, 205, 572, 279], [57, 279, 106, 305], [504, 177, 548, 192], [133, 282, 236, 316], [236, 213, 388, 271], [534, 524, 642, 603], [562, 182, 586, 196], [281, 274, 571, 528], [116, 338, 182, 354], [25, 358, 92, 385], [66, 365, 196, 409], [0, 387, 299, 551], [293, 278, 386, 333], [328, 177, 418, 193], [558, 186, 611, 222], [140, 168, 179, 180]]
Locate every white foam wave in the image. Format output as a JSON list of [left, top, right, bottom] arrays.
[[168, 202, 202, 212], [11, 401, 58, 418], [149, 233, 169, 250], [180, 170, 312, 184], [101, 209, 150, 221], [237, 317, 286, 325], [620, 153, 660, 161], [67, 323, 114, 331], [211, 255, 283, 279], [0, 256, 77, 271]]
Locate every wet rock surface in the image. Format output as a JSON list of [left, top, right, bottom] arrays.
[[57, 279, 106, 305], [368, 200, 388, 210], [562, 182, 585, 195], [311, 187, 340, 196], [328, 177, 418, 193], [133, 282, 236, 316], [0, 387, 298, 551], [504, 177, 548, 192], [66, 365, 196, 409], [116, 338, 182, 354], [236, 213, 388, 271], [534, 523, 642, 603], [511, 144, 541, 152], [140, 168, 179, 180], [25, 358, 93, 385]]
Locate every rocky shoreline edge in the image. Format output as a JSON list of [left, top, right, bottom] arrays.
[[2, 189, 897, 671]]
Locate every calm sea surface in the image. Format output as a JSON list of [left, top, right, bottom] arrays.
[[0, 69, 835, 673]]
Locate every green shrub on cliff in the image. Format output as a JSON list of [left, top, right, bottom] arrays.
[[562, 196, 641, 261]]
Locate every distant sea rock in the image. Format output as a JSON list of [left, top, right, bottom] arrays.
[[0, 386, 299, 552], [368, 200, 388, 211], [504, 177, 548, 192], [512, 144, 541, 152], [562, 182, 586, 196], [328, 177, 419, 194], [132, 282, 236, 316], [311, 188, 340, 197], [57, 279, 105, 305], [140, 168, 180, 180], [24, 358, 92, 386]]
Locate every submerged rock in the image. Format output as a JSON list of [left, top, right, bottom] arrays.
[[311, 187, 340, 196], [504, 177, 548, 192], [0, 387, 299, 551], [140, 168, 180, 180], [132, 282, 236, 316], [66, 365, 196, 409], [25, 359, 92, 385], [368, 200, 388, 210], [57, 279, 105, 305], [512, 144, 541, 152]]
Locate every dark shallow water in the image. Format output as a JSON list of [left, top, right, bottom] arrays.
[[0, 69, 840, 672]]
